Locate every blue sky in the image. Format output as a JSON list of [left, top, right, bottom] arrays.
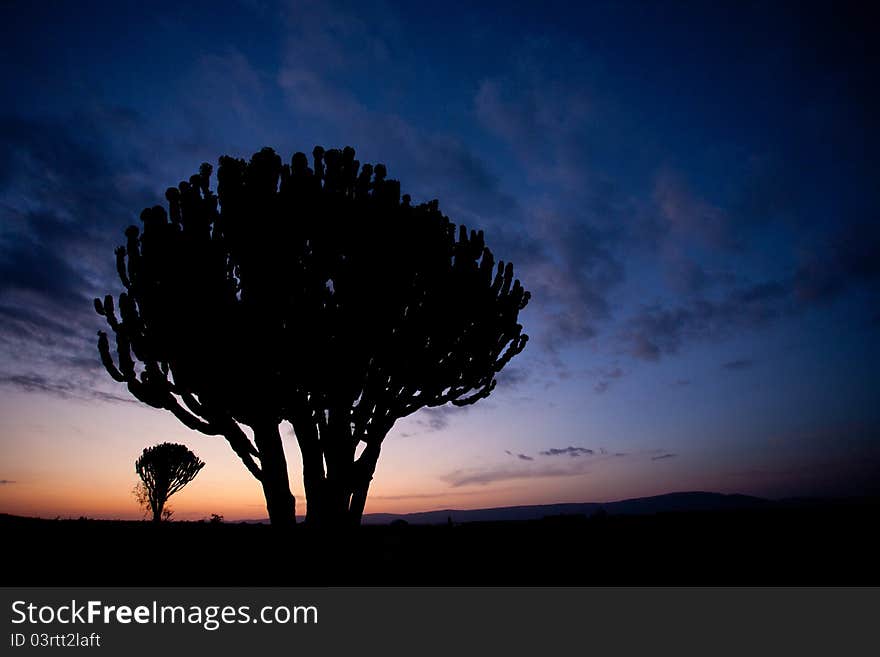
[[0, 0, 877, 518]]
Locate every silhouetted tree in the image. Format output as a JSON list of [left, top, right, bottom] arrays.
[[97, 146, 530, 528], [134, 442, 205, 523]]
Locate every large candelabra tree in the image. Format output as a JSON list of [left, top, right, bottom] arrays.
[[96, 146, 530, 528]]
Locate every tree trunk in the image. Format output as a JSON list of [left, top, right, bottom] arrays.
[[311, 415, 356, 529], [324, 477, 353, 528], [300, 441, 326, 526], [349, 441, 381, 526], [301, 478, 353, 529], [253, 422, 297, 527], [292, 423, 385, 529]]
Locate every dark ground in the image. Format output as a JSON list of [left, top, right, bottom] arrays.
[[4, 498, 878, 585]]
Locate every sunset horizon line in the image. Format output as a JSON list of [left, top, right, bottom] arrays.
[[4, 487, 869, 524]]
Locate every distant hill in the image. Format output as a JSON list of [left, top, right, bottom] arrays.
[[359, 491, 770, 525], [228, 491, 781, 525]]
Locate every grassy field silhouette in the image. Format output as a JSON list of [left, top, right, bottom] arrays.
[[5, 496, 877, 585]]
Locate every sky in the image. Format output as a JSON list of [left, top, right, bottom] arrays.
[[0, 0, 878, 520]]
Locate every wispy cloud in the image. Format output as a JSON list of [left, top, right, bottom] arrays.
[[0, 372, 137, 405], [443, 445, 641, 486], [369, 489, 499, 501], [442, 461, 594, 487], [540, 446, 594, 457], [443, 446, 676, 486], [0, 110, 162, 402], [619, 281, 791, 361], [591, 366, 624, 394], [495, 366, 530, 389]]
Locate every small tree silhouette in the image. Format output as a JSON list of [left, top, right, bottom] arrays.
[[97, 146, 529, 528], [134, 442, 205, 523]]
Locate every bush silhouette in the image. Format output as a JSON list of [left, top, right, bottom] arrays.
[[134, 442, 205, 523], [97, 146, 530, 528]]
